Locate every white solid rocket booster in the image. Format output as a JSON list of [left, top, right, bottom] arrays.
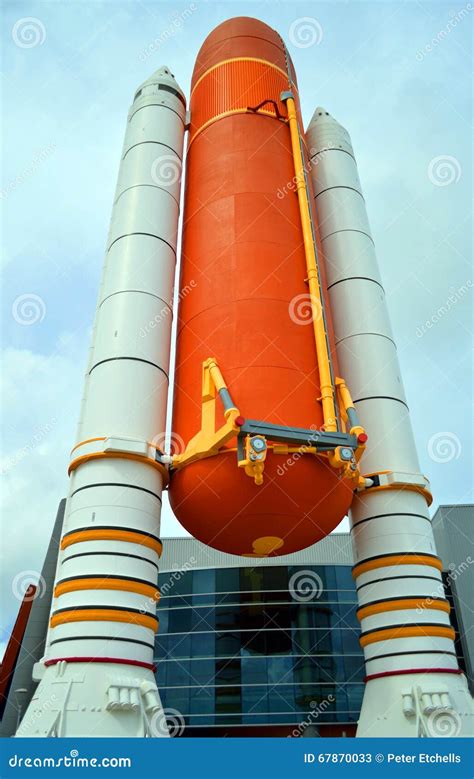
[[16, 67, 186, 737], [306, 108, 473, 737]]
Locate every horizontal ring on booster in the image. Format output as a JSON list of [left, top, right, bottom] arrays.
[[60, 527, 163, 556], [356, 597, 450, 621], [54, 575, 160, 600], [352, 552, 443, 579], [50, 606, 159, 631], [360, 624, 455, 648], [45, 657, 156, 671], [68, 451, 167, 479]]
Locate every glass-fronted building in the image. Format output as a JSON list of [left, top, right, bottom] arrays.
[[155, 535, 365, 736]]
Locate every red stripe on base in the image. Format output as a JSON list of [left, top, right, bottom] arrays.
[[365, 667, 463, 682], [45, 656, 156, 671]]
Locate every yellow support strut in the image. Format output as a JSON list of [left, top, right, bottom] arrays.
[[284, 94, 338, 433]]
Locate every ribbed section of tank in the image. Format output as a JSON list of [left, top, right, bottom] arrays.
[[169, 17, 354, 558]]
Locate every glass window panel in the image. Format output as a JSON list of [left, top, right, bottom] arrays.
[[214, 605, 239, 630], [344, 655, 365, 682], [192, 569, 215, 594], [261, 603, 292, 630], [262, 566, 289, 592], [342, 628, 361, 655], [335, 566, 356, 590], [265, 628, 293, 655], [165, 633, 191, 658], [241, 685, 268, 714], [189, 686, 215, 715], [187, 659, 215, 685], [191, 593, 216, 607], [157, 608, 169, 634], [160, 595, 192, 609], [336, 603, 359, 627], [191, 632, 215, 658], [165, 570, 194, 595], [241, 656, 267, 685], [154, 635, 168, 658], [161, 687, 189, 713], [346, 684, 364, 713], [239, 567, 265, 594], [162, 658, 192, 686], [268, 685, 296, 713], [216, 568, 240, 594], [215, 685, 241, 715], [294, 683, 327, 711], [267, 655, 293, 685], [168, 608, 192, 633], [191, 605, 215, 632], [215, 658, 241, 686], [215, 631, 241, 658]]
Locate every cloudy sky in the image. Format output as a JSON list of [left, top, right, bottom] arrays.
[[1, 0, 472, 654]]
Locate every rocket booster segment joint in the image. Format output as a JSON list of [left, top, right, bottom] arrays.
[[357, 470, 433, 506]]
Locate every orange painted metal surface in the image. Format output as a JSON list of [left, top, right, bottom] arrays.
[[169, 18, 354, 557], [0, 585, 36, 718]]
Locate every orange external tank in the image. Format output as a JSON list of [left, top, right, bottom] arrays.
[[168, 17, 355, 557]]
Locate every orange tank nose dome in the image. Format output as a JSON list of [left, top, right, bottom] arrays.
[[168, 17, 353, 557]]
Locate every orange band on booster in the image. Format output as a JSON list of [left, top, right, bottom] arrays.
[[352, 554, 443, 579], [360, 625, 455, 648], [54, 577, 160, 600], [50, 608, 158, 631], [357, 598, 450, 621], [60, 528, 163, 556]]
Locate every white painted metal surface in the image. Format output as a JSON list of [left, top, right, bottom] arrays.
[[306, 108, 473, 737], [16, 67, 186, 738]]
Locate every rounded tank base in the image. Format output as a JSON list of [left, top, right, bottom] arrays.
[[169, 452, 353, 557]]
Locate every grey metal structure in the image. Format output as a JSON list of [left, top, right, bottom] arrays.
[[432, 504, 474, 692], [0, 501, 65, 737]]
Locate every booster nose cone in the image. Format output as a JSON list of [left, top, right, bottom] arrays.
[[134, 64, 186, 105], [306, 106, 354, 157]]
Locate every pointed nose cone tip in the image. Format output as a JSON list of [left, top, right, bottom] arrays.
[[308, 107, 336, 127], [139, 65, 185, 101]]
